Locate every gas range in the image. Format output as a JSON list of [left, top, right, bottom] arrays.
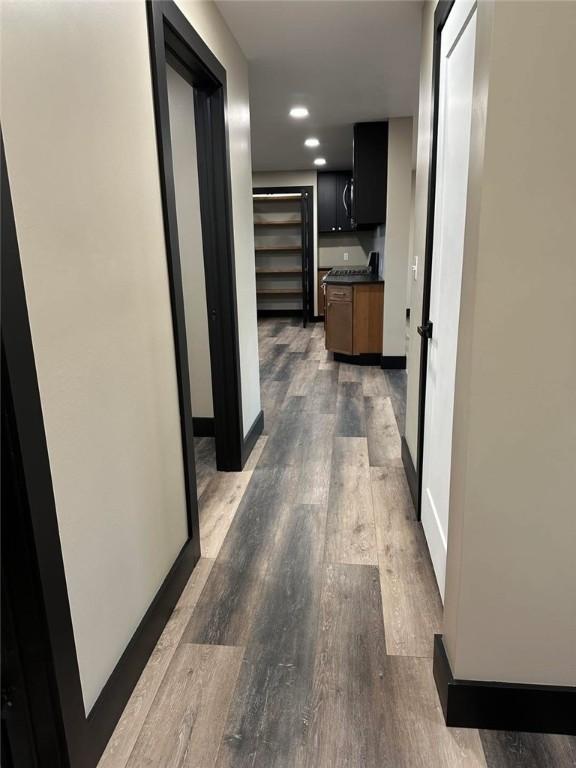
[[329, 268, 371, 277]]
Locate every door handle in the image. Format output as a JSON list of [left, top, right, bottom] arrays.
[[417, 321, 433, 339]]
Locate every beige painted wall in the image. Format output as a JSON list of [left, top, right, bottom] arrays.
[[318, 232, 372, 268], [443, 0, 576, 687], [1, 0, 258, 710], [406, 171, 416, 310], [178, 0, 260, 437], [405, 0, 436, 460], [383, 117, 413, 358], [167, 63, 213, 419], [0, 0, 189, 711], [252, 170, 319, 311]]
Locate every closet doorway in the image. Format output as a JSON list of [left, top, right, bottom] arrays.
[[417, 0, 478, 597], [148, 0, 245, 473], [253, 185, 314, 326]]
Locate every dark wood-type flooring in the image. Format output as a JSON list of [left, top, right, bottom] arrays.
[[100, 318, 576, 768]]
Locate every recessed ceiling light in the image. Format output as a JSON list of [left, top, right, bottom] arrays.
[[304, 137, 320, 148], [314, 157, 327, 166], [289, 106, 309, 119]]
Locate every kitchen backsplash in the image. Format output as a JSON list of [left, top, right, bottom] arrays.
[[318, 232, 373, 268]]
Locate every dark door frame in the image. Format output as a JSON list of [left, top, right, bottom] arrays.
[[253, 185, 315, 325], [149, 0, 245, 471], [2, 120, 200, 768], [0, 1, 246, 764], [415, 0, 455, 520], [2, 136, 77, 768]]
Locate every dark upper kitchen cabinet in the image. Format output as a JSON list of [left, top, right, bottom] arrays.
[[336, 174, 353, 231], [319, 123, 388, 233], [352, 121, 388, 228], [318, 172, 337, 232], [318, 172, 353, 233]]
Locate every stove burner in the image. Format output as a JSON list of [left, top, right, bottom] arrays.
[[329, 268, 371, 277]]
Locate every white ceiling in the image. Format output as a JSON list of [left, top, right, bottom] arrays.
[[216, 0, 422, 172]]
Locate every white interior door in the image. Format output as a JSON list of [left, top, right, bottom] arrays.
[[421, 0, 477, 599]]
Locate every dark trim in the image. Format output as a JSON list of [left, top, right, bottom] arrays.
[[253, 185, 315, 326], [192, 417, 215, 437], [401, 437, 418, 509], [241, 410, 264, 467], [85, 541, 197, 761], [257, 309, 302, 318], [309, 315, 324, 323], [433, 635, 576, 736], [147, 0, 202, 531], [2, 134, 79, 767], [381, 355, 406, 370], [149, 0, 244, 473], [333, 352, 381, 366], [1, 132, 88, 768], [332, 352, 406, 368], [4, 93, 201, 767], [415, 0, 455, 521]]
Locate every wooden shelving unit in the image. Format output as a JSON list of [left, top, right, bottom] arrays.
[[255, 245, 302, 252], [253, 194, 302, 202], [253, 191, 305, 320], [256, 287, 303, 295], [256, 267, 302, 274], [254, 220, 302, 228]]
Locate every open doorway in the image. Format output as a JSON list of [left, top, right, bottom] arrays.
[[148, 0, 245, 474], [166, 63, 214, 438], [416, 0, 478, 597], [252, 186, 314, 326], [164, 60, 220, 500]]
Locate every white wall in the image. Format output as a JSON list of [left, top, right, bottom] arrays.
[[406, 170, 416, 310], [405, 1, 437, 460], [252, 170, 319, 312], [1, 0, 189, 712], [382, 117, 413, 358], [443, 0, 576, 687], [166, 63, 213, 419], [407, 0, 576, 688], [318, 232, 372, 268], [178, 0, 260, 437], [0, 0, 258, 710]]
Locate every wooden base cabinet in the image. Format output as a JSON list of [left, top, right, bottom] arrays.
[[325, 282, 383, 356], [325, 288, 354, 353]]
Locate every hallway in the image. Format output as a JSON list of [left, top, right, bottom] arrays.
[[99, 320, 576, 768]]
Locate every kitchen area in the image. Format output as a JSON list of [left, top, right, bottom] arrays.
[[318, 121, 394, 365], [254, 118, 411, 370]]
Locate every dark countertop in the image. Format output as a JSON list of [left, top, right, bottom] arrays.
[[322, 269, 384, 286]]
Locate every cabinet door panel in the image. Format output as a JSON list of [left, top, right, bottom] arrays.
[[352, 284, 384, 354], [352, 122, 388, 227], [318, 173, 338, 232], [336, 173, 353, 232], [325, 298, 353, 354]]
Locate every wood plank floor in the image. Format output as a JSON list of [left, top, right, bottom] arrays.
[[100, 318, 576, 768]]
